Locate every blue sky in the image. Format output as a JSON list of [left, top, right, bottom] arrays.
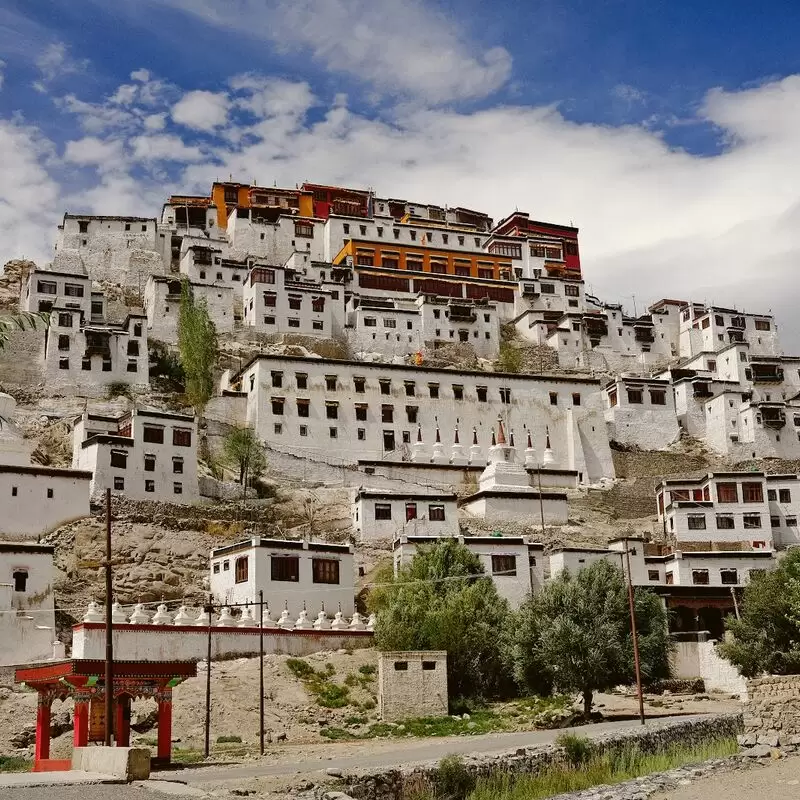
[[2, 0, 800, 342]]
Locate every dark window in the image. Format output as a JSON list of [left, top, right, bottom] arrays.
[[428, 504, 446, 521], [271, 371, 283, 388], [143, 426, 164, 444], [627, 389, 643, 404], [58, 335, 70, 351], [11, 486, 17, 497], [422, 661, 437, 671], [113, 476, 125, 490], [771, 515, 781, 528], [405, 503, 417, 521], [491, 554, 517, 576], [127, 341, 139, 356], [12, 570, 27, 592], [58, 313, 72, 328], [354, 377, 366, 393], [110, 450, 127, 469], [37, 280, 57, 295], [173, 429, 192, 447], [326, 403, 338, 420], [687, 515, 706, 530], [383, 430, 395, 451], [394, 661, 408, 671], [312, 558, 340, 584], [477, 386, 488, 402], [375, 503, 392, 520], [288, 296, 302, 310], [329, 427, 338, 438], [173, 482, 183, 495], [295, 373, 308, 390], [647, 570, 660, 581], [127, 360, 138, 373], [743, 514, 762, 529], [499, 387, 511, 404], [78, 220, 89, 233], [572, 393, 581, 406], [428, 384, 439, 399], [144, 455, 156, 472], [297, 400, 310, 417], [46, 488, 53, 499], [650, 390, 666, 405], [64, 283, 84, 297], [405, 381, 415, 397], [382, 405, 394, 423], [720, 568, 738, 585], [355, 404, 367, 421], [780, 488, 792, 503], [406, 405, 418, 423], [272, 398, 285, 415], [172, 458, 183, 474], [717, 482, 738, 503], [133, 323, 142, 337], [692, 570, 710, 585], [742, 482, 764, 503], [452, 385, 464, 400], [549, 392, 558, 406], [271, 556, 299, 582], [263, 292, 277, 307], [235, 556, 248, 584], [716, 515, 735, 529], [326, 375, 337, 391], [145, 480, 155, 493]]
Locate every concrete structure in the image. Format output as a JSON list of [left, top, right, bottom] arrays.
[[72, 747, 150, 781], [21, 266, 94, 319], [144, 276, 235, 342], [209, 537, 355, 618], [378, 651, 448, 721], [73, 408, 199, 503], [0, 542, 57, 665], [678, 304, 780, 359], [670, 632, 747, 698], [393, 535, 545, 608], [227, 354, 615, 482], [604, 376, 681, 450], [353, 490, 459, 541]]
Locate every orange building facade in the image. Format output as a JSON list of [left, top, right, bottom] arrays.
[[210, 182, 314, 227]]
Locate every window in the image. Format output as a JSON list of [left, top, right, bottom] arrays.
[[788, 516, 798, 526], [46, 487, 54, 499], [326, 402, 339, 420], [343, 223, 350, 234], [648, 570, 660, 582], [375, 503, 392, 520], [57, 334, 70, 352], [383, 430, 395, 451], [743, 514, 762, 529], [92, 301, 104, 317], [627, 389, 643, 404], [381, 405, 394, 423], [471, 385, 486, 403], [718, 568, 738, 586], [263, 292, 277, 307], [406, 405, 418, 424], [110, 450, 128, 469], [549, 392, 558, 406], [354, 377, 366, 393], [405, 381, 416, 397], [297, 399, 310, 418], [143, 426, 164, 444], [272, 398, 285, 415], [113, 476, 125, 490], [145, 480, 155, 493], [271, 556, 299, 582], [232, 556, 249, 584], [263, 316, 275, 325], [572, 393, 581, 406], [394, 661, 408, 671], [329, 427, 337, 438], [768, 489, 777, 501], [288, 296, 302, 311], [491, 554, 517, 576], [12, 570, 27, 592], [173, 482, 183, 495], [499, 387, 511, 404], [326, 375, 337, 391], [11, 486, 17, 497], [771, 515, 781, 528], [102, 359, 112, 372], [742, 482, 764, 503], [78, 220, 89, 233], [755, 319, 771, 331], [650, 390, 666, 405], [691, 569, 710, 585], [428, 383, 439, 399], [58, 312, 73, 328], [564, 284, 580, 297], [405, 503, 417, 521], [271, 371, 283, 388], [223, 560, 230, 571], [313, 558, 340, 584], [716, 514, 735, 529], [173, 429, 192, 447], [357, 428, 365, 440], [64, 283, 84, 298], [428, 504, 446, 521], [37, 280, 57, 295], [780, 488, 792, 503], [687, 514, 706, 530], [172, 457, 183, 474], [422, 661, 437, 671], [452, 385, 464, 400], [127, 340, 139, 357], [540, 283, 555, 294], [375, 379, 391, 396], [716, 482, 738, 503]]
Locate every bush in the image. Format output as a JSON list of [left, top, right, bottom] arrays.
[[433, 755, 476, 800], [314, 682, 351, 708], [286, 658, 316, 680], [106, 381, 132, 400], [358, 664, 377, 677], [216, 734, 242, 744], [556, 732, 594, 766]]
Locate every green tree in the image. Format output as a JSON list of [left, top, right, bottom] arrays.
[[178, 280, 218, 414], [506, 560, 671, 719], [495, 340, 523, 373], [223, 425, 267, 500], [369, 539, 511, 700], [719, 549, 800, 676]]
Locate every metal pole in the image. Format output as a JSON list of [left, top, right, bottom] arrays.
[[259, 590, 265, 756], [623, 540, 646, 725], [204, 596, 212, 758], [104, 488, 114, 746], [536, 466, 546, 538]]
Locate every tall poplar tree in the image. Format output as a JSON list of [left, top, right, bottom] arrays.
[[178, 280, 218, 415]]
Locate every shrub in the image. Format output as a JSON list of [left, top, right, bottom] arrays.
[[286, 658, 316, 680], [433, 755, 476, 800], [314, 682, 350, 708], [216, 734, 242, 744], [358, 664, 377, 677], [344, 673, 360, 687], [106, 381, 132, 400], [556, 732, 594, 766]]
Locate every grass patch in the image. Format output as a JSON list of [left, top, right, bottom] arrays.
[[358, 664, 377, 677], [462, 736, 738, 800], [286, 658, 351, 708], [321, 710, 508, 741], [171, 748, 205, 765], [0, 756, 32, 773], [216, 735, 242, 743]]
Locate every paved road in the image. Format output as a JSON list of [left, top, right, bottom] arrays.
[[158, 714, 709, 785], [0, 787, 184, 800]]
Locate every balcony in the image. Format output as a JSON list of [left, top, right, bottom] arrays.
[[449, 305, 477, 322], [584, 318, 608, 338], [635, 328, 655, 343], [693, 383, 713, 398], [751, 366, 784, 383], [332, 199, 367, 217], [728, 331, 745, 344], [761, 409, 786, 428], [521, 283, 539, 297]]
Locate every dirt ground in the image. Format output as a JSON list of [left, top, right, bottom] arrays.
[[655, 755, 800, 799]]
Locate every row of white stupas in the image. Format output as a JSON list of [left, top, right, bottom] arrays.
[[82, 601, 375, 631], [411, 420, 557, 467]]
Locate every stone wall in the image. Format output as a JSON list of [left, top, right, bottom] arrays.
[[377, 651, 448, 722], [337, 713, 743, 800], [743, 675, 800, 741]]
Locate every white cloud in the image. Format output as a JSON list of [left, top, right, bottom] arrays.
[[63, 136, 124, 167], [171, 90, 229, 131], [144, 113, 167, 131], [0, 60, 5, 90], [130, 133, 203, 162], [166, 0, 511, 104], [229, 74, 315, 120], [613, 84, 647, 105], [34, 42, 88, 90], [130, 68, 151, 82], [110, 84, 138, 105]]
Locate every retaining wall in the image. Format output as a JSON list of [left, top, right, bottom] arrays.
[[744, 675, 800, 739]]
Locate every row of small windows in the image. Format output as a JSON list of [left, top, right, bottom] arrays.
[[10, 487, 56, 499], [110, 450, 185, 472], [648, 567, 751, 586], [75, 220, 148, 233], [259, 292, 326, 312], [608, 388, 667, 406], [673, 513, 765, 530], [212, 555, 340, 585], [374, 502, 447, 522], [342, 222, 482, 249], [112, 476, 184, 494], [670, 482, 780, 505], [259, 316, 324, 330], [59, 358, 139, 373], [58, 337, 139, 356]]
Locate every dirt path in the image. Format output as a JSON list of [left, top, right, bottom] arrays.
[[656, 756, 800, 799]]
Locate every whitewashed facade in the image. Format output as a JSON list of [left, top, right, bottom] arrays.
[[353, 490, 459, 541], [604, 376, 681, 450], [678, 304, 780, 359], [73, 408, 199, 503], [227, 354, 615, 482], [209, 537, 355, 618]]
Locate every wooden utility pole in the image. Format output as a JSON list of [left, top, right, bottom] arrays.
[[259, 590, 265, 756], [623, 539, 646, 725], [104, 488, 114, 746], [204, 596, 212, 758]]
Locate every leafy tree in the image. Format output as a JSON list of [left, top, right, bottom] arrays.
[[718, 549, 800, 676], [223, 425, 267, 500], [506, 560, 671, 719], [178, 280, 217, 414], [369, 539, 511, 700], [496, 340, 523, 373]]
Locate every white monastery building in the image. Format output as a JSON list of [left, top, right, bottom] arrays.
[[353, 489, 459, 541]]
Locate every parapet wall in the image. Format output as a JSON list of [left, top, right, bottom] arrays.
[[744, 675, 800, 738], [338, 713, 743, 800]]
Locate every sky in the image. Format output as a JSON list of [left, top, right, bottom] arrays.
[[2, 0, 800, 345]]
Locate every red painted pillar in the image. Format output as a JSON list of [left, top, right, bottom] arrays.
[[156, 692, 172, 763], [116, 696, 130, 747], [73, 699, 89, 748], [35, 697, 51, 763]]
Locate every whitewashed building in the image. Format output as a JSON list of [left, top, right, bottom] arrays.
[[678, 304, 780, 359], [393, 534, 545, 608], [209, 537, 355, 618], [20, 266, 95, 320], [604, 376, 681, 450], [353, 489, 459, 541], [226, 354, 615, 482], [144, 276, 235, 342], [43, 305, 149, 396], [72, 408, 199, 503], [227, 211, 325, 266], [0, 542, 58, 664]]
